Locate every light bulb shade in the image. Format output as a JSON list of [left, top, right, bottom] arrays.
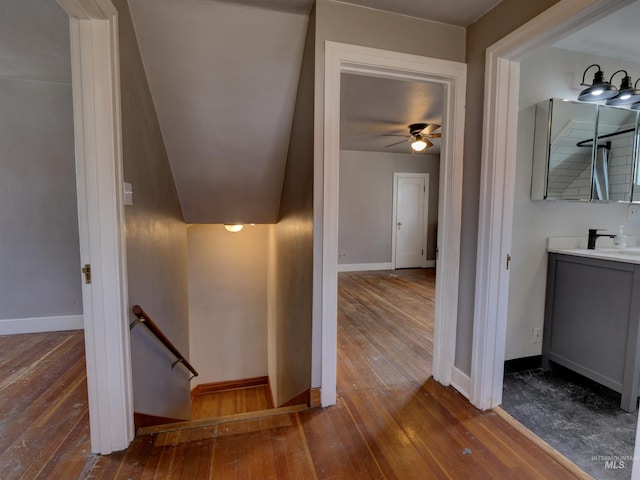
[[411, 138, 427, 152], [224, 224, 243, 232], [577, 65, 617, 102], [411, 136, 433, 152], [605, 74, 640, 106], [630, 101, 640, 111]]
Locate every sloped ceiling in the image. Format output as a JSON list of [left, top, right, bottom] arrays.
[[127, 0, 506, 224], [128, 0, 309, 224]]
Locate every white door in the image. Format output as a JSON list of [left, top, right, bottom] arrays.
[[394, 173, 428, 269]]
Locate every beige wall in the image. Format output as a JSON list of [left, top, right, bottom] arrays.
[[269, 5, 315, 406], [116, 0, 191, 420], [338, 150, 439, 265], [188, 225, 268, 385], [456, 0, 562, 373]]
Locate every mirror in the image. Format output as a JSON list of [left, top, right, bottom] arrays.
[[531, 99, 597, 201], [593, 106, 637, 202], [532, 98, 640, 202]]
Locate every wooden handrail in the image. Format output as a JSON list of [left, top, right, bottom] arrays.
[[131, 305, 198, 379]]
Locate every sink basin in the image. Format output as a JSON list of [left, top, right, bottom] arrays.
[[596, 247, 640, 255]]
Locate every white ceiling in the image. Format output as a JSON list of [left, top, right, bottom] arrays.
[[553, 1, 640, 65], [338, 0, 502, 27], [6, 0, 640, 224], [340, 74, 444, 154]]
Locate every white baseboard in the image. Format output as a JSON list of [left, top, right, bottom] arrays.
[[0, 315, 84, 335], [338, 261, 435, 272], [337, 262, 393, 272], [450, 366, 470, 399]]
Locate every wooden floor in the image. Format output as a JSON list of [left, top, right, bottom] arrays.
[[1, 269, 586, 479], [0, 330, 91, 480], [191, 385, 273, 420]]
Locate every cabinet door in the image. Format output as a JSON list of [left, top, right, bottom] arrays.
[[547, 255, 633, 391]]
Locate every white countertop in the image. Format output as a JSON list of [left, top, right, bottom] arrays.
[[547, 235, 640, 264], [548, 247, 640, 264]]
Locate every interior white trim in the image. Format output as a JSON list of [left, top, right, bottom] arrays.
[[321, 41, 466, 406], [471, 0, 636, 411], [337, 262, 393, 272], [0, 315, 84, 335], [450, 366, 471, 399], [391, 172, 429, 270], [59, 0, 134, 454]]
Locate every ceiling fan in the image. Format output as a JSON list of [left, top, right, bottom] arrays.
[[383, 123, 441, 152]]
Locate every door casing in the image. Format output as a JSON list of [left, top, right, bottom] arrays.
[[318, 41, 467, 406]]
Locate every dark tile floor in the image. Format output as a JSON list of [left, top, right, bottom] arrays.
[[502, 367, 638, 479]]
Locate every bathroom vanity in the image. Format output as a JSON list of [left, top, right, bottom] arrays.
[[543, 248, 640, 412]]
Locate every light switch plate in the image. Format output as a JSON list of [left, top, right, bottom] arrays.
[[123, 182, 133, 206]]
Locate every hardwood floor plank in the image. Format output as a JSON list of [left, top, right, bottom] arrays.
[[0, 331, 90, 480], [1, 271, 587, 479], [191, 385, 273, 420], [32, 410, 91, 480], [299, 400, 386, 479]]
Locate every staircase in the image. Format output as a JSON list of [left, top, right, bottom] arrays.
[[137, 404, 309, 439]]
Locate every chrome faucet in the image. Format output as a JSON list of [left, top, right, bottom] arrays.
[[587, 229, 616, 249]]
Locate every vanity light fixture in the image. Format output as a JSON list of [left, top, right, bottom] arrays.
[[577, 64, 618, 102], [605, 71, 640, 106], [224, 224, 243, 233]]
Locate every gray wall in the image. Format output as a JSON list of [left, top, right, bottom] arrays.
[[456, 0, 562, 374], [0, 78, 81, 324], [338, 150, 439, 265], [312, 0, 466, 389], [269, 5, 315, 406], [116, 0, 191, 420]]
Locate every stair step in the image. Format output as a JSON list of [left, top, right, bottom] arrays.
[[137, 403, 308, 436]]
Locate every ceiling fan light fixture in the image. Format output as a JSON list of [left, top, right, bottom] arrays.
[[577, 64, 618, 102], [411, 136, 427, 152]]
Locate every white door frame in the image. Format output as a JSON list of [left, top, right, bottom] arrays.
[[471, 0, 635, 409], [58, 0, 134, 454], [392, 172, 429, 270], [320, 41, 467, 406]]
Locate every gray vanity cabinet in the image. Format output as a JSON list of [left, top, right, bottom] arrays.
[[543, 252, 640, 412]]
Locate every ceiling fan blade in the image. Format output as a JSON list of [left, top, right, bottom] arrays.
[[381, 134, 409, 138], [384, 139, 409, 148], [422, 124, 441, 135], [425, 133, 442, 138]]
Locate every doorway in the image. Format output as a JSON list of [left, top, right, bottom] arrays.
[[474, 0, 640, 477], [393, 173, 429, 270], [320, 42, 467, 406]]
